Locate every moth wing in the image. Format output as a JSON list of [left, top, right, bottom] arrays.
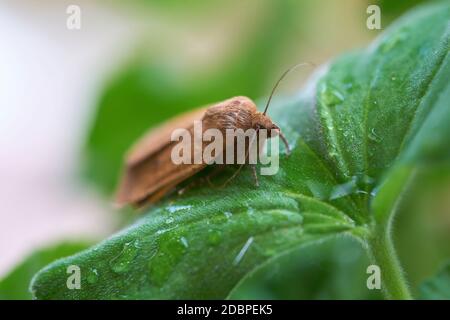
[[127, 107, 207, 166], [116, 107, 207, 206], [134, 164, 205, 207]]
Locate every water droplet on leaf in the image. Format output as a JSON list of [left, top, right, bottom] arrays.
[[233, 237, 254, 266], [165, 217, 174, 224], [320, 84, 344, 107], [148, 237, 186, 287], [87, 268, 99, 284], [329, 151, 338, 159], [110, 240, 140, 273], [306, 180, 330, 200], [207, 229, 222, 245], [329, 176, 358, 200], [223, 211, 233, 219], [380, 30, 406, 53], [167, 205, 192, 213], [361, 174, 375, 186], [180, 236, 189, 248], [368, 128, 382, 143]]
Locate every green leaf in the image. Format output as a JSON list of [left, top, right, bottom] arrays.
[[0, 242, 91, 300], [32, 2, 450, 299], [230, 237, 383, 299], [419, 262, 450, 299]]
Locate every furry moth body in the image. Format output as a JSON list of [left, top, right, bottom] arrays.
[[116, 96, 290, 207]]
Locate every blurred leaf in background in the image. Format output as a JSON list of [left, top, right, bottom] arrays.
[[419, 261, 450, 299], [395, 165, 450, 295]]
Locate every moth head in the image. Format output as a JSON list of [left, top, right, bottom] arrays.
[[252, 113, 280, 137]]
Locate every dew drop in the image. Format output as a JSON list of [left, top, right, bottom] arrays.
[[233, 237, 254, 266], [223, 211, 233, 219], [329, 151, 338, 158], [207, 229, 222, 245], [145, 243, 159, 270], [380, 31, 406, 53], [370, 184, 381, 197], [329, 176, 358, 200], [306, 180, 330, 200], [263, 248, 276, 257], [361, 174, 375, 186], [110, 240, 140, 273], [167, 205, 192, 213], [156, 226, 176, 235], [148, 237, 186, 287], [180, 236, 189, 248], [87, 268, 99, 284], [320, 84, 344, 107], [368, 128, 382, 143], [165, 217, 174, 224]]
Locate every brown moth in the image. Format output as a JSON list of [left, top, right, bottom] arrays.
[[116, 64, 309, 207]]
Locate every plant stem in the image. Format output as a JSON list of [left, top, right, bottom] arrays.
[[367, 166, 416, 300], [367, 225, 412, 300]]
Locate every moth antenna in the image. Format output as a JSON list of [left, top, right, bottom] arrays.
[[263, 62, 315, 115], [221, 133, 258, 188]]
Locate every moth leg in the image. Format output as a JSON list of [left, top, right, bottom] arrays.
[[221, 163, 259, 188], [221, 146, 252, 188], [178, 178, 203, 195], [220, 164, 245, 188], [205, 165, 227, 188], [177, 178, 202, 196], [220, 132, 259, 188], [138, 185, 172, 208], [177, 165, 226, 194], [251, 164, 259, 187]]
